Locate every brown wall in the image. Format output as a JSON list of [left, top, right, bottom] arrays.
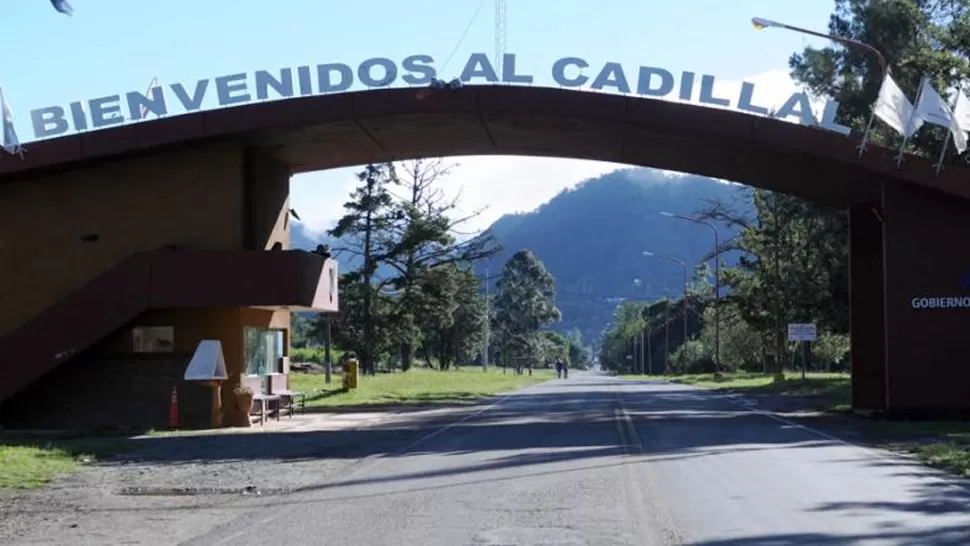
[[882, 182, 970, 414], [0, 142, 246, 336], [0, 352, 211, 430], [244, 151, 291, 251]]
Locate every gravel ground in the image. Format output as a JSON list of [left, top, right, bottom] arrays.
[[0, 406, 477, 546]]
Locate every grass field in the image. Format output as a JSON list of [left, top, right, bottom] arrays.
[[666, 371, 852, 411], [0, 436, 131, 489], [291, 367, 555, 409]]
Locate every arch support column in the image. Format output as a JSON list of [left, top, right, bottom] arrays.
[[851, 180, 970, 417], [849, 200, 886, 412]]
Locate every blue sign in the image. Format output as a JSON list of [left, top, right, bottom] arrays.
[[28, 53, 851, 140]]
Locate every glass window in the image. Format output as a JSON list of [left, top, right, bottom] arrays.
[[244, 327, 285, 376], [131, 326, 174, 353]]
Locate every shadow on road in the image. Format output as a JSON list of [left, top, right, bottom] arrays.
[[687, 525, 970, 546], [13, 377, 970, 541]]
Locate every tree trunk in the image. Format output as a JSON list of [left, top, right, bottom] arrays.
[[400, 342, 412, 372]]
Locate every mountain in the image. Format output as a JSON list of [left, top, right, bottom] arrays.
[[476, 168, 746, 343], [291, 221, 338, 252], [291, 167, 749, 345]]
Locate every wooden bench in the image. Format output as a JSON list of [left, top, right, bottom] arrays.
[[273, 390, 306, 417], [249, 393, 281, 425]]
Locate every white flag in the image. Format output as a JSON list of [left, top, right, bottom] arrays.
[[912, 79, 968, 154], [0, 86, 24, 158], [873, 74, 921, 137], [952, 90, 970, 154]]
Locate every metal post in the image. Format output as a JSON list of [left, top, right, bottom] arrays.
[[647, 322, 653, 375], [664, 301, 670, 373], [657, 215, 722, 376], [681, 265, 689, 372], [324, 314, 333, 384], [750, 17, 889, 158], [483, 268, 490, 371], [640, 330, 645, 375], [713, 227, 721, 376]]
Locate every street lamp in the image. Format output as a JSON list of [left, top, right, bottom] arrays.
[[661, 212, 722, 376], [643, 251, 689, 364], [750, 16, 888, 156]]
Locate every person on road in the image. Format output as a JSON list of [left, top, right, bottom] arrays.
[[562, 360, 569, 379], [555, 361, 563, 378]]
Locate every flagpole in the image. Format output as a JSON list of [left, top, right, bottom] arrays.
[[896, 75, 926, 168], [934, 88, 959, 176], [857, 73, 886, 158], [935, 134, 951, 176], [140, 77, 159, 120]]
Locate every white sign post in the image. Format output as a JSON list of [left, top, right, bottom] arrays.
[[787, 323, 817, 380]]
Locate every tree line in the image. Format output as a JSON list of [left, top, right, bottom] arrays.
[[292, 159, 589, 375], [600, 0, 967, 375]]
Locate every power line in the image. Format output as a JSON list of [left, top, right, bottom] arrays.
[[441, 0, 486, 75]]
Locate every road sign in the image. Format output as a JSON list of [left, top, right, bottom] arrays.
[[787, 323, 817, 342]]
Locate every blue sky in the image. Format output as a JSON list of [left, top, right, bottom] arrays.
[[4, 0, 835, 233]]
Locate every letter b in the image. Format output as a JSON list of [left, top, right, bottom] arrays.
[[31, 106, 70, 138]]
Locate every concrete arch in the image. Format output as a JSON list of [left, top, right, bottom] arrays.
[[4, 85, 970, 419], [5, 85, 968, 207]]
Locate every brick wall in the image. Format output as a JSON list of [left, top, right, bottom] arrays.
[[0, 352, 211, 430]]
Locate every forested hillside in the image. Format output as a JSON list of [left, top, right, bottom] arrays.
[[475, 168, 744, 343]]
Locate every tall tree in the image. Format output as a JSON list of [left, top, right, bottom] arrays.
[[328, 163, 397, 375], [381, 159, 499, 371], [493, 250, 562, 373], [417, 265, 487, 369]]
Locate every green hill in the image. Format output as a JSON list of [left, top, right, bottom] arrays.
[[475, 168, 744, 343]]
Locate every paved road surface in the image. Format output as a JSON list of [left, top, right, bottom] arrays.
[[179, 372, 970, 545]]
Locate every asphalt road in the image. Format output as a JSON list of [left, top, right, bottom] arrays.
[[183, 373, 970, 545]]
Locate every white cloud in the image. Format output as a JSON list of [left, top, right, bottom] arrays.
[[291, 69, 811, 236]]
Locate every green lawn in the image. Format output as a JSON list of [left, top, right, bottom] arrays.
[[0, 436, 131, 489], [669, 372, 851, 411], [622, 371, 851, 411], [291, 367, 554, 409]]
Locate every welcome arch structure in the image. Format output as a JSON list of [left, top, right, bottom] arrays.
[[0, 85, 967, 427]]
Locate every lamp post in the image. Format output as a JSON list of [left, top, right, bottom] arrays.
[[643, 251, 689, 368], [661, 212, 722, 377], [750, 16, 889, 156]]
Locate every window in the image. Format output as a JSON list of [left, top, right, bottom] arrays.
[[243, 327, 285, 376], [131, 326, 175, 353]]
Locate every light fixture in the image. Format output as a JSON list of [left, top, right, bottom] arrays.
[[751, 17, 782, 31]]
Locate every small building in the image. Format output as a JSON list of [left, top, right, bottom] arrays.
[[0, 143, 338, 430]]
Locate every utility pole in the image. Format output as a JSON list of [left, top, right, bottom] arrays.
[[647, 322, 653, 375], [664, 301, 670, 373], [483, 268, 490, 371], [773, 193, 785, 380], [639, 329, 645, 375]]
